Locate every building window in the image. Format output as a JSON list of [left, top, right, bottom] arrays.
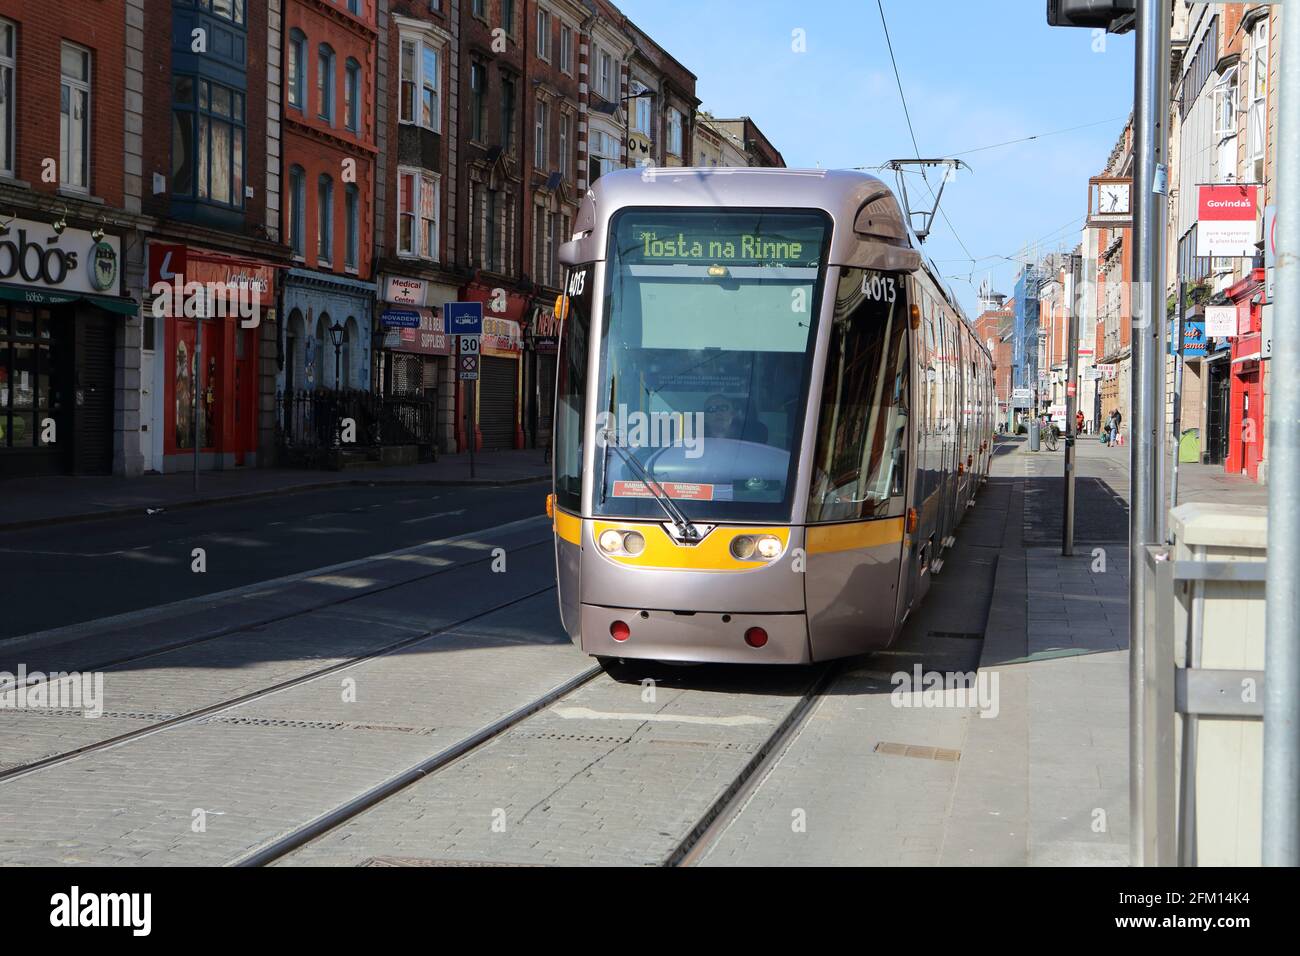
[[345, 183, 359, 270], [536, 8, 551, 60], [397, 169, 440, 261], [534, 99, 549, 169], [1249, 18, 1268, 183], [472, 0, 484, 17], [667, 108, 682, 156], [317, 174, 334, 264], [288, 165, 305, 257], [501, 75, 516, 152], [598, 51, 612, 100], [348, 0, 362, 14], [0, 19, 15, 177], [197, 0, 245, 24], [173, 76, 245, 208], [546, 210, 556, 287], [502, 0, 515, 36], [0, 305, 59, 451], [559, 23, 572, 74], [559, 113, 569, 177], [633, 94, 650, 135], [590, 129, 617, 183], [345, 58, 360, 132], [287, 29, 306, 111], [400, 35, 440, 132], [317, 44, 335, 124], [470, 62, 486, 142], [60, 43, 91, 193], [485, 188, 499, 272]]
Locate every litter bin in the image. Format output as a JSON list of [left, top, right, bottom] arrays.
[[1028, 420, 1040, 451], [1179, 427, 1201, 464]]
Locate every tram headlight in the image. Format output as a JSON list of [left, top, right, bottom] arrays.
[[622, 531, 646, 556], [730, 535, 757, 560], [599, 529, 627, 554], [755, 535, 783, 560]]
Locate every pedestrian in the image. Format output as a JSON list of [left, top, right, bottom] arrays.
[[1075, 410, 1084, 436]]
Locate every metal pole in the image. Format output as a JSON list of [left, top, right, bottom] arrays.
[[469, 378, 477, 479], [1263, 0, 1300, 868], [1169, 279, 1185, 523], [1064, 254, 1080, 556], [1129, 0, 1169, 868]]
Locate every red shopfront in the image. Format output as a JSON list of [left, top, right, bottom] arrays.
[[457, 281, 530, 451], [148, 243, 277, 472], [1224, 269, 1267, 481]]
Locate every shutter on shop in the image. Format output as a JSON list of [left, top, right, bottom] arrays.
[[75, 312, 115, 475], [479, 355, 516, 449]]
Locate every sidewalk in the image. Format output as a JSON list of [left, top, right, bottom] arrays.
[[0, 448, 550, 531]]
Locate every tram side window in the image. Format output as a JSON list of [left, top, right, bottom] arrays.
[[807, 269, 909, 522], [553, 264, 593, 512]]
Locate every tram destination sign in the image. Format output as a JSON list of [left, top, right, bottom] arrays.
[[620, 213, 827, 268]]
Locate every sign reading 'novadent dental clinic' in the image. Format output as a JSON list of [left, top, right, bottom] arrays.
[[1197, 185, 1259, 258]]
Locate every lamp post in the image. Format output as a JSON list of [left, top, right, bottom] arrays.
[[328, 320, 345, 390]]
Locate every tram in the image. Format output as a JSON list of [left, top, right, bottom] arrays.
[[547, 167, 995, 665]]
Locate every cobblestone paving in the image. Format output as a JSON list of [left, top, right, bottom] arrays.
[[281, 665, 818, 866]]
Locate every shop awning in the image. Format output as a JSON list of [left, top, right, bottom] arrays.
[[0, 284, 138, 315]]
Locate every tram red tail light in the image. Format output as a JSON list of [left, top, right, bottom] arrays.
[[744, 627, 768, 648], [610, 620, 631, 642]]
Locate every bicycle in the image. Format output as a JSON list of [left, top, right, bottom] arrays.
[[1041, 423, 1059, 451]]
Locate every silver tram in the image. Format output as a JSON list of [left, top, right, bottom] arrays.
[[547, 167, 995, 665]]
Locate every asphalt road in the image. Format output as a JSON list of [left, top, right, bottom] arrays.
[[0, 481, 549, 640]]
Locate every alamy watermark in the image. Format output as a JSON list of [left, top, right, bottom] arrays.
[[594, 402, 706, 459], [890, 665, 1000, 719], [0, 665, 104, 718]]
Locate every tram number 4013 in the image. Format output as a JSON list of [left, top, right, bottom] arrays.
[[566, 269, 588, 297], [861, 272, 898, 304]]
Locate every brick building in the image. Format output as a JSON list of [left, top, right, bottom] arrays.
[[0, 0, 140, 477], [278, 0, 380, 415], [372, 0, 461, 454]]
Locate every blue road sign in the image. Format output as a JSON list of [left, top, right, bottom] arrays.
[[445, 301, 483, 336]]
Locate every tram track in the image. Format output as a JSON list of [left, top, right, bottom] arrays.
[[0, 567, 555, 785], [251, 659, 840, 868], [0, 529, 552, 697]]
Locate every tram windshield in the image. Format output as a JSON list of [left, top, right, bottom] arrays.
[[594, 207, 831, 523]]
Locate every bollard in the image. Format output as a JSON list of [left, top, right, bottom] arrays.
[[1028, 420, 1040, 452]]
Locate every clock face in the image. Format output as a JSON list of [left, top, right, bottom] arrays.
[[1099, 183, 1130, 215]]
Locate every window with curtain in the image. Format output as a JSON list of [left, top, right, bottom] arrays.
[[400, 34, 440, 131], [317, 174, 334, 264], [345, 184, 359, 270], [173, 75, 245, 208], [287, 29, 305, 111], [397, 168, 440, 260], [0, 19, 16, 177], [534, 99, 549, 169], [559, 24, 572, 74], [317, 44, 334, 124], [288, 165, 305, 257], [667, 108, 683, 156], [536, 8, 551, 59], [60, 43, 91, 192], [345, 59, 360, 132]]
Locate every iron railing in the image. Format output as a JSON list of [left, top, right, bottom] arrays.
[[276, 389, 436, 466]]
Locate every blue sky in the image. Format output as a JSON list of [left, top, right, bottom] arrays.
[[617, 0, 1135, 317]]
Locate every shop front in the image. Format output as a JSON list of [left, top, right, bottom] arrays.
[[147, 242, 277, 473], [458, 281, 529, 451], [1225, 269, 1268, 481], [0, 218, 135, 478], [280, 270, 376, 397], [376, 274, 460, 453], [524, 301, 560, 450]]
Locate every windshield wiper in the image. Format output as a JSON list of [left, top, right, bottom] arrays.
[[602, 428, 700, 543]]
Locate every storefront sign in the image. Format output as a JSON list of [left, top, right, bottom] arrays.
[[1097, 363, 1118, 380], [389, 308, 452, 356], [483, 316, 522, 353], [1205, 305, 1236, 338], [386, 276, 427, 306], [1169, 318, 1206, 356], [380, 308, 422, 329], [1196, 185, 1259, 258], [1261, 304, 1273, 359], [147, 243, 274, 325], [530, 308, 560, 352], [0, 218, 122, 296]]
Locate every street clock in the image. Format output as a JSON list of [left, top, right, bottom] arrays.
[[1088, 176, 1133, 229]]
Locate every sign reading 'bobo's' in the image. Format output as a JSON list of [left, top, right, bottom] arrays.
[[0, 219, 120, 295]]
